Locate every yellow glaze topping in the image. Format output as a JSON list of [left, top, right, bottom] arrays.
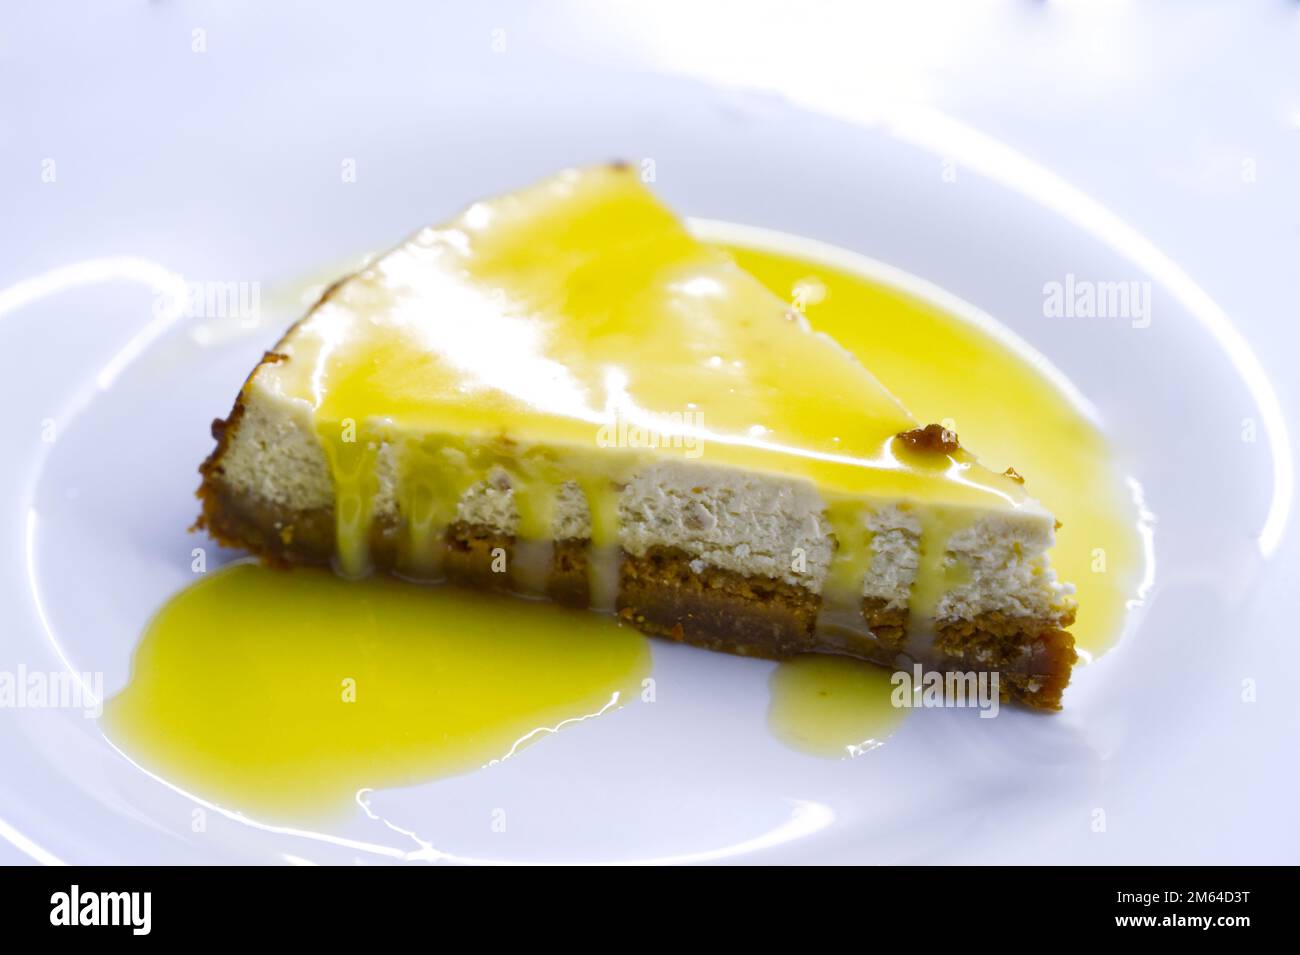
[[102, 177, 1144, 817], [254, 165, 1044, 607], [726, 243, 1141, 657]]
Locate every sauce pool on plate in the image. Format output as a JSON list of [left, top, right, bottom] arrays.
[[104, 231, 1144, 807]]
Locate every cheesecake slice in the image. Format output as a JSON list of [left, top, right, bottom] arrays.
[[197, 164, 1077, 708]]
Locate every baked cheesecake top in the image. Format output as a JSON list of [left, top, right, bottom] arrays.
[[255, 164, 1036, 517]]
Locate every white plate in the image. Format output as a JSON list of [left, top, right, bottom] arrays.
[[2, 2, 1296, 864]]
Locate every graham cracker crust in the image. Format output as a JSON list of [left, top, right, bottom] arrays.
[[617, 545, 820, 658], [862, 598, 909, 654], [196, 474, 336, 568], [935, 610, 1078, 710], [195, 476, 1076, 708]]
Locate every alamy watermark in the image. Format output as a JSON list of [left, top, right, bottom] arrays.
[[154, 279, 261, 326], [50, 885, 151, 935], [1043, 273, 1150, 328], [596, 410, 705, 459], [891, 664, 1000, 718], [0, 666, 102, 718]]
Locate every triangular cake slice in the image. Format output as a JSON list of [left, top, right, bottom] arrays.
[[198, 164, 1077, 707]]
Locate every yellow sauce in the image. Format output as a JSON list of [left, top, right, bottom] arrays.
[[741, 240, 1141, 757], [266, 166, 1047, 615], [103, 562, 651, 821], [728, 243, 1142, 659], [106, 175, 1143, 802], [767, 655, 904, 759]]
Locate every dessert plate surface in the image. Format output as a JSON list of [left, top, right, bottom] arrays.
[[1, 2, 1296, 864]]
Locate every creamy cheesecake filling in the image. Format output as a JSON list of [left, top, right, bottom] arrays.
[[217, 164, 1072, 656], [223, 162, 1071, 641]]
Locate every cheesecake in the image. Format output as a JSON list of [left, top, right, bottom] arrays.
[[197, 164, 1078, 708]]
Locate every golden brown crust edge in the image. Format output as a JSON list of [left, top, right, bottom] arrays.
[[195, 474, 1076, 708]]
